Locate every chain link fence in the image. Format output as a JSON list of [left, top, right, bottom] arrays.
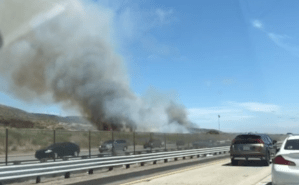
[[0, 128, 255, 165]]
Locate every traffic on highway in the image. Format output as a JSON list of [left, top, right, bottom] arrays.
[[1, 0, 299, 184]]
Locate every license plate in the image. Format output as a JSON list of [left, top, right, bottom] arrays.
[[243, 146, 250, 150]]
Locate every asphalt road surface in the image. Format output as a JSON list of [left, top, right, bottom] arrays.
[[14, 153, 273, 185], [122, 159, 272, 185]]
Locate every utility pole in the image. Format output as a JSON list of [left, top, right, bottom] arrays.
[[218, 115, 220, 131]]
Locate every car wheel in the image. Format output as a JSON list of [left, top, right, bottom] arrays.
[[263, 152, 270, 166], [231, 158, 238, 166]]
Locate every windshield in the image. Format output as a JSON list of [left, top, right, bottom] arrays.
[[104, 140, 114, 144], [46, 144, 58, 149]]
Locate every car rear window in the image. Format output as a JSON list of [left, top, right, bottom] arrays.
[[234, 135, 262, 144], [284, 139, 299, 150], [235, 135, 261, 140]]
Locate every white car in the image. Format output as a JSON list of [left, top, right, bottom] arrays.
[[272, 135, 299, 185]]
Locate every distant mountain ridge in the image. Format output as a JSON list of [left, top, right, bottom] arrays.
[[0, 104, 94, 130]]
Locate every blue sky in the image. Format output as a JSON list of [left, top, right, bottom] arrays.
[[1, 0, 299, 133]]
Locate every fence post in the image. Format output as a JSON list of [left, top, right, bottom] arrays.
[[53, 130, 56, 144], [150, 132, 152, 152], [53, 130, 56, 161], [5, 128, 8, 166], [133, 131, 135, 155], [164, 133, 166, 151], [177, 133, 179, 150], [89, 130, 91, 158], [187, 134, 190, 150]]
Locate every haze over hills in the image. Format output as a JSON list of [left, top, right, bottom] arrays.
[[0, 103, 224, 133]]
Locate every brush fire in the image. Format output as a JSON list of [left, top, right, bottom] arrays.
[[0, 0, 191, 133]]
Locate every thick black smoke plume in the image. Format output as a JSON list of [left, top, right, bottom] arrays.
[[0, 0, 190, 132]]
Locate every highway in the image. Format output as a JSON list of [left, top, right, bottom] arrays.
[[21, 153, 272, 185], [123, 159, 272, 185], [0, 144, 223, 165]]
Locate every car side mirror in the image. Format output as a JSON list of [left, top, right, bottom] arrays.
[[273, 140, 277, 144]]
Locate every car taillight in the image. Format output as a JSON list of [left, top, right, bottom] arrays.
[[255, 139, 264, 144], [273, 155, 296, 166]]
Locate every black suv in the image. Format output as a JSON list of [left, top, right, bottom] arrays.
[[192, 140, 214, 148], [35, 142, 80, 160], [176, 140, 185, 147], [230, 134, 277, 166]]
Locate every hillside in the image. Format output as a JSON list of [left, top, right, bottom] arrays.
[[0, 104, 95, 131]]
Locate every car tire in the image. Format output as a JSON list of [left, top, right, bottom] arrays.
[[231, 158, 238, 166], [263, 152, 270, 166]]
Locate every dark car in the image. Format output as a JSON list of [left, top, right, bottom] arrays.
[[35, 142, 80, 160], [99, 140, 128, 153], [230, 134, 277, 166], [176, 140, 185, 147], [192, 140, 214, 148], [144, 139, 163, 149]]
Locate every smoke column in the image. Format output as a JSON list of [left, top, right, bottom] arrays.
[[0, 0, 190, 132]]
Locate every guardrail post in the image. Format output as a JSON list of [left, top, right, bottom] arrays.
[[89, 130, 91, 158], [133, 131, 135, 155], [5, 128, 8, 166], [36, 176, 41, 183]]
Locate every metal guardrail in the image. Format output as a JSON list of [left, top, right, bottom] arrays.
[[0, 146, 230, 184], [0, 144, 230, 166]]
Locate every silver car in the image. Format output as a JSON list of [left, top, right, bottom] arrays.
[[99, 140, 128, 153], [230, 134, 277, 166]]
